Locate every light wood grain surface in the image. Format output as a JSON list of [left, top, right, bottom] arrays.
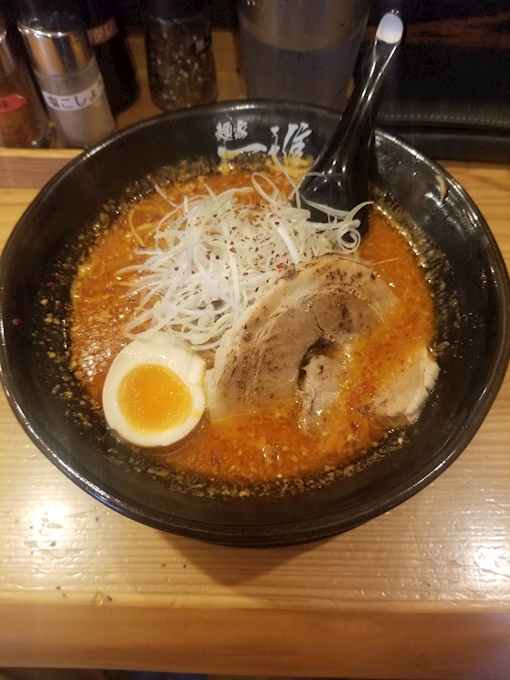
[[1, 31, 510, 680]]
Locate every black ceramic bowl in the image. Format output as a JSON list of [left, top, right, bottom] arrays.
[[1, 101, 509, 546]]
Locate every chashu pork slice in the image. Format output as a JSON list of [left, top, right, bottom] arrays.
[[369, 344, 439, 427], [205, 254, 398, 421], [299, 351, 351, 431]]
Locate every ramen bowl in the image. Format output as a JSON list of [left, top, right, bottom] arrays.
[[1, 101, 509, 546]]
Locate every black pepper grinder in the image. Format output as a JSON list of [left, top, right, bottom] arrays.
[[145, 0, 217, 111]]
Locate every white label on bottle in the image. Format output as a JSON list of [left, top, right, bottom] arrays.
[[41, 74, 105, 112]]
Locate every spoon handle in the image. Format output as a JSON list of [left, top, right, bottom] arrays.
[[299, 13, 404, 228]]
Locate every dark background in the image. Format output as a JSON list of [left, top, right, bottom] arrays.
[[3, 0, 510, 161], [4, 0, 510, 31], [1, 0, 239, 30]]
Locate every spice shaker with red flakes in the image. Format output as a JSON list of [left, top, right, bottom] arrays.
[[145, 0, 217, 111], [0, 12, 50, 148]]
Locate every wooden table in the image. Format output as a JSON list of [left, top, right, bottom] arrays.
[[1, 31, 510, 680]]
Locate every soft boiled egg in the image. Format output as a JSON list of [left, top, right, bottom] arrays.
[[102, 332, 206, 448]]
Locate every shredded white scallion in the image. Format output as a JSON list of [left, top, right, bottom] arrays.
[[122, 172, 368, 350]]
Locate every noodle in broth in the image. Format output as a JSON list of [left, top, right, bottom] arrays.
[[69, 165, 436, 487]]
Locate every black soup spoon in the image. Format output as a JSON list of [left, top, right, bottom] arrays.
[[298, 12, 404, 235]]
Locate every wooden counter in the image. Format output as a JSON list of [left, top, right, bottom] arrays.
[[1, 31, 510, 680]]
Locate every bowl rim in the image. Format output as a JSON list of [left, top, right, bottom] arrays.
[[1, 100, 509, 546]]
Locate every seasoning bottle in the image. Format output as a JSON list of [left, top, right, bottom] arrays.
[[18, 8, 116, 148], [145, 0, 217, 111], [0, 12, 50, 148], [65, 0, 139, 114]]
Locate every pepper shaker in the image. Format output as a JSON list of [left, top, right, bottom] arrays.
[[64, 0, 139, 114], [0, 12, 50, 148], [18, 6, 116, 148], [145, 0, 217, 111]]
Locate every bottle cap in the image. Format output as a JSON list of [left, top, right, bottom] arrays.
[[146, 0, 208, 21], [18, 11, 91, 76]]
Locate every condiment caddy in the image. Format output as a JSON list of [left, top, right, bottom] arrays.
[[0, 24, 241, 188]]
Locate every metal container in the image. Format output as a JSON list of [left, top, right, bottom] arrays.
[[18, 9, 116, 148], [237, 0, 372, 109]]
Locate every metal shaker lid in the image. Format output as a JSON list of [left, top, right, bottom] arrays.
[[0, 12, 16, 79], [18, 11, 91, 76]]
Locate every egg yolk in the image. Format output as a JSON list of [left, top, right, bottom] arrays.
[[117, 363, 192, 433]]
